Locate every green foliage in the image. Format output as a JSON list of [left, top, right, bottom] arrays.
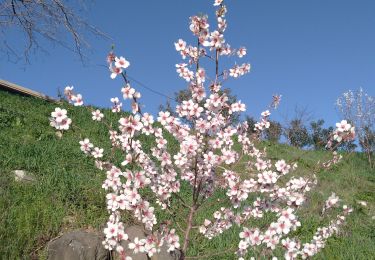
[[264, 120, 282, 143], [1, 90, 375, 259], [285, 119, 311, 148], [245, 116, 257, 135], [310, 119, 333, 150]]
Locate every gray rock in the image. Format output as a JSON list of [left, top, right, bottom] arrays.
[[47, 230, 109, 260], [13, 170, 35, 183]]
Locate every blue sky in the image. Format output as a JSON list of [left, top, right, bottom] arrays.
[[1, 0, 375, 127]]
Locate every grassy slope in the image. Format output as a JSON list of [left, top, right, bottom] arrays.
[[0, 89, 374, 259]]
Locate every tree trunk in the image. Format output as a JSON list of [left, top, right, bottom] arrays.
[[180, 206, 196, 260]]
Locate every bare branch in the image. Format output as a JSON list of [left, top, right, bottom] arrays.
[[0, 0, 111, 63]]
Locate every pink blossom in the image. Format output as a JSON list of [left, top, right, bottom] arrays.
[[174, 39, 186, 51], [213, 0, 223, 6], [237, 47, 247, 58], [110, 65, 122, 79], [79, 138, 93, 154], [50, 107, 72, 130], [92, 147, 104, 158], [121, 85, 136, 99], [115, 56, 130, 69], [92, 109, 104, 121]]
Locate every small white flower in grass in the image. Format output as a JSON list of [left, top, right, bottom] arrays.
[[121, 154, 132, 166], [79, 138, 93, 154], [213, 211, 221, 219], [92, 147, 104, 158], [249, 228, 263, 246], [115, 56, 130, 69], [324, 193, 340, 211], [92, 109, 104, 121], [238, 240, 249, 250], [50, 117, 71, 130], [51, 107, 67, 119], [50, 107, 72, 130], [276, 219, 292, 235], [239, 227, 251, 240], [279, 208, 296, 222]]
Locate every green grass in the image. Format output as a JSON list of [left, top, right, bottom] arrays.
[[0, 89, 374, 259]]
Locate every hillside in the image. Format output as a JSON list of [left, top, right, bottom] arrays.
[[0, 89, 374, 259]]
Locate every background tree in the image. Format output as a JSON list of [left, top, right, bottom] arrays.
[[283, 106, 312, 148], [284, 119, 311, 148], [310, 119, 333, 150], [359, 126, 375, 160], [264, 120, 282, 143], [245, 116, 257, 135], [0, 0, 108, 62], [336, 88, 375, 167]]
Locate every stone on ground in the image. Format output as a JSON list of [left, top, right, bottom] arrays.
[[47, 230, 109, 260], [13, 170, 36, 183]]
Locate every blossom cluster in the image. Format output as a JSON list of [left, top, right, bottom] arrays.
[[49, 107, 71, 130], [285, 204, 352, 260], [108, 54, 130, 79], [333, 120, 355, 142], [326, 120, 355, 149], [64, 86, 83, 106]]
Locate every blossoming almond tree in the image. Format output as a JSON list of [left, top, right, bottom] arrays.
[[336, 88, 375, 168], [50, 1, 356, 259]]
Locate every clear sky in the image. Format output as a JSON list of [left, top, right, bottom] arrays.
[[1, 0, 375, 127]]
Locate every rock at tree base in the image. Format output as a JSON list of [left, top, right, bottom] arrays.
[[47, 226, 181, 260], [47, 230, 109, 260]]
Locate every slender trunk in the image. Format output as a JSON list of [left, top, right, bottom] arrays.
[[180, 205, 196, 260], [215, 49, 219, 81], [367, 151, 373, 168]]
